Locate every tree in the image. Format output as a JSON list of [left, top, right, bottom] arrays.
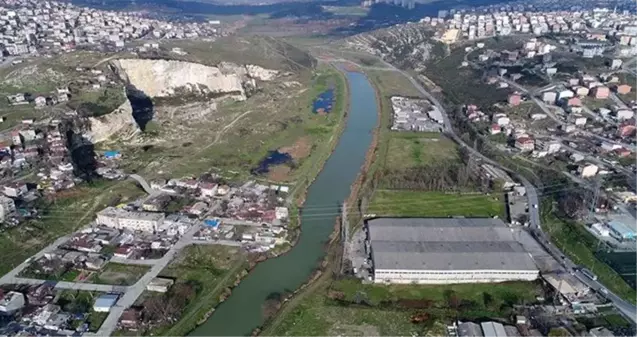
[[482, 292, 494, 308], [557, 190, 588, 219], [548, 328, 571, 337]]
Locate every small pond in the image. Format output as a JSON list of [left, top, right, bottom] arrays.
[[251, 150, 292, 175], [312, 88, 335, 114]]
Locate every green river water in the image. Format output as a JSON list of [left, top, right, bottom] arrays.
[[189, 70, 379, 336]]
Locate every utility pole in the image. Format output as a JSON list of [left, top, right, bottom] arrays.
[[340, 202, 348, 274], [588, 176, 602, 221]]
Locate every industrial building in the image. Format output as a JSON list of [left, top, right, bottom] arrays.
[[366, 218, 539, 284], [481, 321, 507, 337], [96, 207, 165, 232]]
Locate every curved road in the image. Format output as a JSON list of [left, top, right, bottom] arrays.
[[376, 58, 637, 323]]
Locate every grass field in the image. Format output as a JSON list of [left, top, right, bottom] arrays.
[[366, 70, 424, 98], [93, 263, 150, 286], [266, 279, 542, 336], [368, 190, 506, 218], [124, 64, 347, 187], [383, 133, 459, 170]]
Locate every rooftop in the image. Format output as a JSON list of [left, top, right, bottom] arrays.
[[367, 218, 538, 271], [98, 207, 165, 221]]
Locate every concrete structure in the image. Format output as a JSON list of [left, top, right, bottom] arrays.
[[93, 294, 119, 312], [0, 291, 25, 313], [536, 139, 561, 154], [0, 196, 16, 222], [579, 164, 599, 178], [146, 277, 174, 293], [96, 207, 165, 232], [542, 91, 557, 104], [366, 218, 539, 284]]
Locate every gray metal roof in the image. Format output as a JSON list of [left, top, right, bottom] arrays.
[[368, 218, 538, 271], [458, 322, 484, 337]]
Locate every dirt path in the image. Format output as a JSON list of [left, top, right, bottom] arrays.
[[212, 110, 252, 145], [93, 55, 119, 68]]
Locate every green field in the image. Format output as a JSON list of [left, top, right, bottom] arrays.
[[366, 70, 424, 98], [266, 279, 542, 336], [368, 190, 505, 218], [384, 134, 459, 170]]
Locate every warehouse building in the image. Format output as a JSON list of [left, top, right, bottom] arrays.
[[366, 218, 539, 284]]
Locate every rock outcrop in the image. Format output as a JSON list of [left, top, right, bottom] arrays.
[[87, 99, 137, 143], [113, 59, 279, 101]]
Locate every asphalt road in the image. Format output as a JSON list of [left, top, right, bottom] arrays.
[[380, 60, 637, 324]]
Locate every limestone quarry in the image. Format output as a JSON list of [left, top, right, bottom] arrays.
[[86, 58, 282, 143], [113, 59, 279, 100]]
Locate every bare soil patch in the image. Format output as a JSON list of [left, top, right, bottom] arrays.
[[268, 166, 292, 182], [280, 136, 312, 159]]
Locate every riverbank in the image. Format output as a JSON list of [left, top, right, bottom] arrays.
[[258, 68, 384, 335], [187, 68, 378, 336]]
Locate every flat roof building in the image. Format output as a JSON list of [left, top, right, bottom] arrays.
[[96, 207, 164, 232], [93, 293, 119, 312], [366, 218, 539, 284]]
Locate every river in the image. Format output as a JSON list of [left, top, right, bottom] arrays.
[[189, 69, 379, 336]]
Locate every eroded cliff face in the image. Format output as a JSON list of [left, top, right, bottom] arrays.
[[87, 99, 137, 143], [113, 59, 279, 100]]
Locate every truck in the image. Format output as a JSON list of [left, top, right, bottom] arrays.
[[580, 268, 598, 281]]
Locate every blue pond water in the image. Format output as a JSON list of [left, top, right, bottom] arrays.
[[312, 88, 335, 114], [251, 150, 292, 175]]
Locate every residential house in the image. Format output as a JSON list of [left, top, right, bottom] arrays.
[[34, 96, 46, 107], [0, 291, 25, 313], [542, 91, 557, 104], [592, 86, 610, 99], [3, 182, 27, 198], [199, 182, 218, 198], [0, 196, 16, 223], [508, 93, 521, 106], [566, 97, 582, 107], [616, 84, 632, 95], [490, 124, 502, 135], [515, 137, 535, 152], [579, 164, 599, 178]]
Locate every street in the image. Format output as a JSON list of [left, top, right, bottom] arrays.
[[379, 59, 637, 324]]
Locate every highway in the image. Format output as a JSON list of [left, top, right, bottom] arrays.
[[377, 59, 637, 324]]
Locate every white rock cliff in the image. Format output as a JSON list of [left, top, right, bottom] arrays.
[[114, 59, 279, 100]]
